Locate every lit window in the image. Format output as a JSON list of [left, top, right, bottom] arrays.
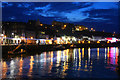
[[40, 24, 43, 26]]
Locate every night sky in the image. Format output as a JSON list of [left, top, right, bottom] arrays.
[[2, 2, 119, 33]]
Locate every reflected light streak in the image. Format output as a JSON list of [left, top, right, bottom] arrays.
[[115, 47, 119, 65], [82, 48, 84, 58], [85, 60, 88, 69], [9, 60, 15, 78], [74, 49, 76, 60], [48, 51, 53, 73], [66, 49, 69, 62], [18, 57, 23, 76], [97, 48, 99, 59], [107, 47, 110, 58], [57, 51, 61, 64], [2, 61, 8, 78], [62, 50, 68, 76], [28, 56, 34, 77], [105, 48, 106, 60], [88, 47, 91, 63], [78, 48, 81, 70], [51, 51, 53, 65], [105, 48, 107, 63], [107, 47, 110, 65]]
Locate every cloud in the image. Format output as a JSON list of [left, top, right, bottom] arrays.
[[16, 3, 34, 8], [83, 8, 118, 23], [2, 2, 13, 7], [22, 3, 93, 23], [9, 16, 16, 20], [2, 2, 119, 25], [34, 4, 51, 10]]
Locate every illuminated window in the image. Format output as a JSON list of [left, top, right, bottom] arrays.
[[41, 32, 45, 34], [30, 37, 33, 39], [40, 24, 43, 26], [91, 28, 93, 30]]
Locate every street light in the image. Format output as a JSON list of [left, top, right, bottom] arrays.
[[91, 28, 93, 30], [88, 41, 90, 44], [97, 41, 100, 43], [12, 33, 14, 35], [40, 24, 43, 26], [4, 35, 6, 38], [31, 37, 33, 39]]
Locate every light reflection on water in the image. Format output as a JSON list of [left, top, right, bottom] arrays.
[[1, 47, 120, 79]]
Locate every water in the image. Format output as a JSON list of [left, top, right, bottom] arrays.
[[1, 47, 120, 79]]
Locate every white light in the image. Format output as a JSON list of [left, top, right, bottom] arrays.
[[1, 34, 4, 36], [12, 33, 14, 35]]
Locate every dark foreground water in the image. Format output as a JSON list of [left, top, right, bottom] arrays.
[[1, 47, 120, 79]]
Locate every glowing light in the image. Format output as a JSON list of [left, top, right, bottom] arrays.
[[4, 35, 6, 38], [107, 47, 110, 59], [97, 48, 99, 59], [78, 40, 81, 43], [2, 61, 8, 78], [107, 47, 109, 53], [57, 51, 61, 64], [97, 41, 100, 43], [88, 47, 91, 62], [18, 57, 23, 75], [78, 48, 81, 69], [86, 28, 88, 29], [106, 38, 117, 43], [91, 28, 93, 30], [82, 48, 84, 58], [108, 47, 118, 66], [28, 56, 34, 77], [82, 41, 84, 44], [88, 41, 90, 44], [64, 25, 67, 28], [105, 48, 107, 61], [30, 37, 33, 39], [66, 49, 69, 62], [115, 47, 119, 65], [40, 24, 43, 26], [107, 41, 110, 43], [12, 33, 14, 35]]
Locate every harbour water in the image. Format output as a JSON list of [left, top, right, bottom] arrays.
[[1, 47, 120, 79]]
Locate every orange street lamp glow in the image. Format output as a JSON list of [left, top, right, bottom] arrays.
[[97, 41, 100, 43], [63, 25, 67, 29], [107, 41, 110, 43], [82, 41, 84, 44], [40, 24, 43, 26], [88, 41, 90, 44], [4, 35, 6, 38], [31, 37, 33, 39], [78, 41, 81, 43], [91, 28, 93, 30]]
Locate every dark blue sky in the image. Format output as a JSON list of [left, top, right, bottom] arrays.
[[2, 2, 119, 33]]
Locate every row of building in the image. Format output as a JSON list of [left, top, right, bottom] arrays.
[[0, 19, 117, 45]]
